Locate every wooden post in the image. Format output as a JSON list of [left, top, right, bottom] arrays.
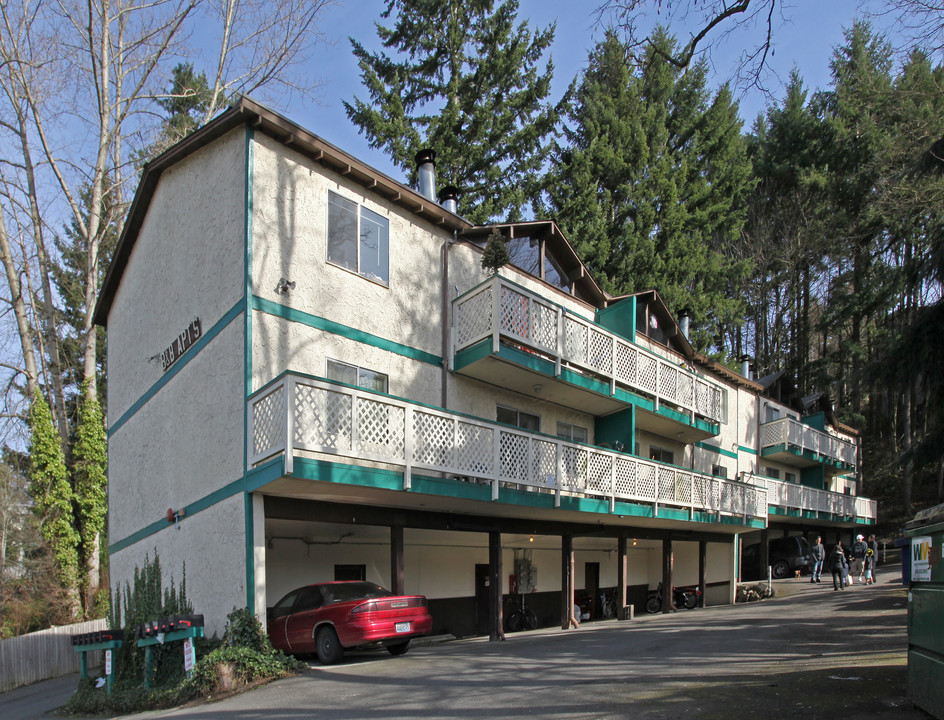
[[618, 536, 628, 619], [390, 525, 405, 595], [489, 531, 504, 641], [662, 537, 674, 613], [699, 540, 708, 608]]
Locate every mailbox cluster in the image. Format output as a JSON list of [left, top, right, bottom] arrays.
[[135, 613, 204, 639], [71, 629, 124, 646]]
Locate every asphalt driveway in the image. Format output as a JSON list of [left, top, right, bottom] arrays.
[[1, 561, 924, 720]]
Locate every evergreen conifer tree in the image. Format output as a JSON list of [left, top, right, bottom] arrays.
[[345, 0, 559, 223], [545, 30, 752, 352], [26, 389, 80, 618]]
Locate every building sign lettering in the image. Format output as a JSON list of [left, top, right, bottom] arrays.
[[161, 319, 202, 371]]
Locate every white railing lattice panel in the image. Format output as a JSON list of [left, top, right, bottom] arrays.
[[454, 277, 727, 423], [760, 417, 858, 472], [249, 375, 767, 519]]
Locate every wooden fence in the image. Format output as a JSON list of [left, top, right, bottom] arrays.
[[0, 618, 108, 693]]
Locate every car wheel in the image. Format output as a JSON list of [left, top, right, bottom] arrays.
[[387, 640, 410, 656], [316, 626, 344, 665], [771, 560, 790, 579]]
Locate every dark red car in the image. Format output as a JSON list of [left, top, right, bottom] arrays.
[[267, 581, 433, 665]]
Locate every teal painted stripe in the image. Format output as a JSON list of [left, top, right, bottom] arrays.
[[244, 126, 256, 610], [738, 445, 758, 455], [253, 296, 442, 367], [108, 301, 244, 438], [696, 442, 738, 460], [108, 459, 283, 555]]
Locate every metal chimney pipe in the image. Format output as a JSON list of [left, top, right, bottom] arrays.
[[678, 308, 691, 340], [739, 354, 752, 380], [415, 149, 436, 201], [438, 185, 459, 214]]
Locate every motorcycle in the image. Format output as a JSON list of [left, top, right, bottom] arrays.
[[645, 583, 699, 613]]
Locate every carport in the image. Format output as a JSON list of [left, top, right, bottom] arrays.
[[261, 496, 738, 640]]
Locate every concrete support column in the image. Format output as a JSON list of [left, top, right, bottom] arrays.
[[489, 531, 504, 642], [562, 535, 575, 629], [617, 536, 628, 619], [759, 527, 770, 579], [390, 525, 404, 595], [662, 538, 674, 613], [699, 540, 708, 608]]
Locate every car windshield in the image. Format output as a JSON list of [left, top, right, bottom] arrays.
[[320, 582, 394, 605]]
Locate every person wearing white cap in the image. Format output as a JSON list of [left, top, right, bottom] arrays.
[[851, 534, 868, 583]]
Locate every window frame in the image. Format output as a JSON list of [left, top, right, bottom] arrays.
[[557, 422, 588, 444], [649, 445, 675, 465], [327, 190, 390, 286], [497, 405, 540, 432], [326, 358, 389, 394]]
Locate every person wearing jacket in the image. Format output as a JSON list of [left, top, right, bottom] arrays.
[[852, 534, 868, 584], [810, 536, 826, 584], [829, 541, 849, 591]]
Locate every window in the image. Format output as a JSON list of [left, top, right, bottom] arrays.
[[557, 422, 588, 443], [649, 446, 674, 465], [711, 464, 727, 479], [334, 564, 366, 581], [764, 466, 781, 480], [785, 472, 797, 484], [497, 405, 540, 432], [327, 190, 389, 285], [765, 405, 781, 423], [326, 359, 388, 393]]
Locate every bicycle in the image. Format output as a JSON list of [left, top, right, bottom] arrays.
[[505, 593, 538, 632], [600, 589, 618, 619]]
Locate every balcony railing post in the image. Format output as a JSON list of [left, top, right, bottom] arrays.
[[491, 427, 501, 501], [555, 442, 562, 508], [555, 306, 563, 377], [491, 277, 501, 354], [284, 377, 295, 476], [610, 335, 617, 397], [403, 406, 414, 491]]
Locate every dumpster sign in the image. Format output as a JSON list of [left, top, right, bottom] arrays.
[[911, 536, 934, 582]]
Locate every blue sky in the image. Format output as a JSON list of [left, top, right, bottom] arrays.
[[294, 0, 894, 180]]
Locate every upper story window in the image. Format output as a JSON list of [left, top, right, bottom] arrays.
[[557, 422, 588, 443], [785, 471, 797, 484], [764, 466, 781, 480], [711, 464, 727, 479], [326, 359, 388, 393], [765, 404, 781, 423], [497, 405, 540, 432], [649, 446, 674, 465], [327, 190, 389, 285]]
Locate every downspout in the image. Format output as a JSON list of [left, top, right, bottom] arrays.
[[442, 233, 452, 408]]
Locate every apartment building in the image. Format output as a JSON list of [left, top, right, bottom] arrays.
[[94, 97, 874, 638]]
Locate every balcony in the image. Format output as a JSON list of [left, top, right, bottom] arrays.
[[763, 477, 876, 522], [760, 417, 858, 474], [248, 374, 765, 522], [451, 276, 725, 442]]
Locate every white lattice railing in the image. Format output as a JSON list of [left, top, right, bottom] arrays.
[[759, 417, 858, 471], [452, 276, 726, 425], [249, 374, 765, 519], [762, 477, 876, 521]]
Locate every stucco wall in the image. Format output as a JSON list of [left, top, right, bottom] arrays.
[[108, 319, 245, 542], [250, 133, 448, 373], [110, 493, 247, 638], [106, 129, 246, 422]]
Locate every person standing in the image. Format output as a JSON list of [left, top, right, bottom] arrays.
[[852, 534, 868, 584], [810, 536, 825, 584], [829, 541, 849, 591], [867, 534, 879, 583], [864, 545, 875, 585]]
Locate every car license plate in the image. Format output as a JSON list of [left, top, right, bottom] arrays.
[[395, 621, 411, 633]]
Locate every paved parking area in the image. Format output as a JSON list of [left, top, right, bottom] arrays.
[[1, 562, 922, 720]]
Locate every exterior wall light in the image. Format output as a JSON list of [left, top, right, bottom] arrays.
[[276, 278, 296, 294]]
